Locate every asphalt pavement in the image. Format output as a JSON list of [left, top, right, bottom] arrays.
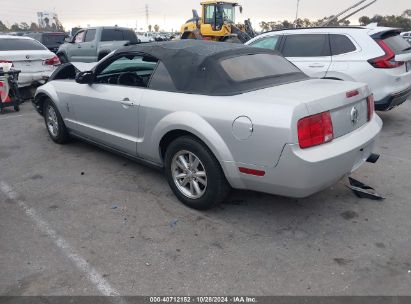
[[1, 99, 411, 296]]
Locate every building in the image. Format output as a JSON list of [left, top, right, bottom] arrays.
[[37, 11, 58, 29]]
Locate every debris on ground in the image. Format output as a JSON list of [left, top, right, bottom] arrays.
[[346, 177, 385, 201], [170, 219, 179, 228]]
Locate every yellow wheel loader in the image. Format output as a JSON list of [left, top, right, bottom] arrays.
[[180, 1, 256, 43]]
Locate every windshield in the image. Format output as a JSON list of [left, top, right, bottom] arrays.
[[220, 53, 301, 82], [384, 35, 411, 53]]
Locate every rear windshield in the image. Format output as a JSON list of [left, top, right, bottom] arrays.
[[220, 53, 301, 82], [101, 29, 137, 42], [384, 35, 411, 53], [0, 38, 47, 51], [42, 34, 65, 45]]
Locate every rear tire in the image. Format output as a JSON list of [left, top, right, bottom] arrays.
[[14, 105, 20, 112], [164, 136, 230, 210], [43, 99, 70, 144]]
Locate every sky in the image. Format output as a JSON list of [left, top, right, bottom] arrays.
[[0, 0, 409, 32]]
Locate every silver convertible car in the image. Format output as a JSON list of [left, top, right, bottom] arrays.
[[33, 40, 383, 210]]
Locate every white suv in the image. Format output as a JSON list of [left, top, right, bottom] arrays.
[[246, 27, 411, 111]]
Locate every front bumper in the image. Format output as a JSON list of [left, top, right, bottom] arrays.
[[375, 85, 411, 111], [224, 115, 383, 198]]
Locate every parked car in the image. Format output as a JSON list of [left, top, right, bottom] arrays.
[[136, 32, 155, 43], [401, 31, 411, 39], [34, 41, 382, 210], [57, 27, 140, 63], [24, 32, 67, 53], [246, 26, 411, 111], [0, 35, 60, 88]]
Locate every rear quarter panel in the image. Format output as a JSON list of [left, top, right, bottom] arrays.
[[137, 89, 307, 169]]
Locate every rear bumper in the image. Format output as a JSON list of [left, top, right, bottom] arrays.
[[18, 71, 54, 88], [224, 115, 383, 198], [375, 85, 411, 111]]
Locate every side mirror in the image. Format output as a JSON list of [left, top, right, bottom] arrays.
[[75, 71, 94, 84]]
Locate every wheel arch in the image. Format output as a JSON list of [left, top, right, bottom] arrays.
[[323, 71, 355, 82], [151, 112, 238, 184], [34, 87, 59, 116]]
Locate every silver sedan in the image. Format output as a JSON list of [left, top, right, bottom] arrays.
[[34, 41, 382, 210]]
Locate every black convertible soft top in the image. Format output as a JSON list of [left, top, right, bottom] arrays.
[[115, 40, 308, 96]]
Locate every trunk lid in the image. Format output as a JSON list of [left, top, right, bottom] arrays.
[[239, 78, 370, 140]]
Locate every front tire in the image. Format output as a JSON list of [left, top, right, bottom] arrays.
[[43, 99, 70, 144], [164, 136, 230, 210], [57, 53, 69, 64]]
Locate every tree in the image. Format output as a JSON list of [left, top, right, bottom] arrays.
[[20, 22, 29, 31], [359, 16, 371, 25], [148, 24, 152, 32], [10, 23, 21, 32], [0, 21, 8, 32], [259, 21, 270, 32], [29, 22, 39, 32], [358, 10, 411, 31], [154, 24, 160, 32]]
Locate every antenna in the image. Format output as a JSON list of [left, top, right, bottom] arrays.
[[145, 4, 149, 27]]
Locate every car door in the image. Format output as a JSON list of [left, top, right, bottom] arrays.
[[280, 34, 331, 78], [76, 29, 97, 62], [326, 34, 359, 78], [68, 30, 86, 62], [67, 54, 157, 156]]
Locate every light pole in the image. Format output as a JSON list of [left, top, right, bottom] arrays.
[[295, 0, 301, 28]]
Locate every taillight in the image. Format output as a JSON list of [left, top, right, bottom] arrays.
[[367, 95, 374, 121], [0, 60, 13, 67], [43, 56, 60, 66], [298, 111, 334, 149], [368, 39, 404, 69]]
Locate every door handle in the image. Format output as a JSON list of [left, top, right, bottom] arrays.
[[77, 45, 82, 48], [309, 63, 325, 68], [120, 98, 135, 107]]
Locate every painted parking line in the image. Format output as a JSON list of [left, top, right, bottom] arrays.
[[0, 181, 124, 300]]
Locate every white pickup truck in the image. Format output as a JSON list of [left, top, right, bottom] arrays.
[[57, 26, 140, 63]]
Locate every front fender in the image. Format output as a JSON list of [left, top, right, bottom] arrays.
[[34, 84, 61, 115]]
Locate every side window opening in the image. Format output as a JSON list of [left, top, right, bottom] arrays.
[[282, 34, 330, 57], [74, 31, 85, 43], [96, 55, 158, 88], [149, 61, 176, 92], [84, 29, 96, 42], [250, 36, 280, 50], [204, 5, 216, 25], [330, 34, 357, 55]]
